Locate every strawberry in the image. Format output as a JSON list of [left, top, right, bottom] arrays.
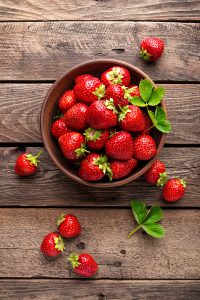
[[51, 118, 69, 139], [58, 90, 76, 113], [140, 37, 165, 62], [63, 103, 88, 131], [75, 74, 93, 84], [14, 150, 42, 176], [118, 105, 145, 132], [132, 134, 157, 160], [105, 131, 134, 160], [105, 84, 129, 108], [68, 253, 98, 277], [58, 132, 89, 160], [57, 214, 81, 238], [110, 158, 138, 180], [162, 178, 186, 202], [101, 66, 131, 87], [144, 160, 167, 185], [129, 85, 140, 97], [74, 76, 105, 105], [84, 128, 109, 150], [86, 99, 118, 129], [78, 153, 112, 181], [140, 112, 153, 134], [40, 232, 65, 257]]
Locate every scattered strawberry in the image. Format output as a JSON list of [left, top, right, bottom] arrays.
[[40, 232, 65, 257], [57, 214, 81, 238], [132, 134, 157, 160], [140, 112, 153, 134], [110, 158, 138, 180], [68, 253, 98, 277], [101, 66, 131, 87], [74, 76, 105, 105], [86, 99, 118, 129], [14, 150, 43, 176], [75, 74, 93, 84], [144, 160, 167, 185], [119, 105, 145, 132], [129, 85, 140, 97], [51, 118, 69, 139], [78, 153, 112, 181], [140, 37, 165, 62], [105, 84, 129, 107], [162, 178, 186, 202], [84, 128, 109, 150], [59, 132, 89, 160], [58, 90, 76, 113], [105, 131, 134, 160], [63, 103, 88, 131]]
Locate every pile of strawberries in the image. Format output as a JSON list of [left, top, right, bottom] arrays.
[[51, 65, 158, 182]]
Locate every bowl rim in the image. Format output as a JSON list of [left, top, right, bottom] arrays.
[[41, 59, 166, 188]]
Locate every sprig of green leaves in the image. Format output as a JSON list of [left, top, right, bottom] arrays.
[[148, 106, 171, 133], [127, 200, 165, 239]]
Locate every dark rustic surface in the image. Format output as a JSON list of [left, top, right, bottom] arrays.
[[0, 1, 199, 299]]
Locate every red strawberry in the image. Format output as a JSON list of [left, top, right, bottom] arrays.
[[57, 214, 81, 238], [86, 99, 118, 129], [84, 128, 109, 150], [101, 66, 131, 87], [75, 74, 93, 84], [119, 105, 145, 132], [132, 134, 157, 160], [162, 178, 186, 202], [59, 132, 89, 160], [58, 90, 76, 113], [63, 103, 88, 131], [144, 160, 167, 185], [110, 158, 138, 180], [68, 253, 98, 278], [105, 131, 134, 160], [105, 84, 129, 108], [51, 118, 69, 139], [78, 153, 112, 181], [140, 112, 153, 134], [14, 150, 42, 176], [129, 85, 140, 97], [40, 232, 65, 257], [74, 76, 105, 105], [140, 37, 165, 62]]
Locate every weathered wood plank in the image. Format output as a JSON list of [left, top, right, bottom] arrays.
[[0, 279, 199, 300], [0, 147, 199, 207], [0, 0, 199, 21], [0, 208, 199, 278], [0, 84, 199, 144], [0, 22, 199, 81]]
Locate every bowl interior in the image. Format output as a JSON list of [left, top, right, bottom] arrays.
[[41, 59, 166, 188]]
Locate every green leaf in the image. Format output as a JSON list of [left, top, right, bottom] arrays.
[[130, 200, 148, 225], [142, 223, 165, 238], [147, 110, 157, 127], [144, 206, 164, 224], [155, 106, 166, 123], [148, 87, 165, 106], [156, 120, 172, 133], [139, 79, 153, 102], [129, 96, 147, 107]]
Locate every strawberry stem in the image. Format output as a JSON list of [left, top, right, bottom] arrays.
[[127, 225, 142, 239]]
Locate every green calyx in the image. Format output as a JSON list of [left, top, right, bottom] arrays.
[[75, 143, 90, 158], [26, 149, 43, 167], [104, 98, 118, 114], [54, 236, 65, 252], [84, 127, 102, 142], [94, 155, 113, 181], [157, 172, 168, 187], [180, 178, 186, 188], [57, 214, 66, 227], [118, 105, 131, 121], [68, 253, 81, 269], [140, 48, 152, 62], [123, 85, 137, 101], [108, 68, 123, 85], [93, 84, 105, 99]]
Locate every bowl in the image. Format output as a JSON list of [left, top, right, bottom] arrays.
[[41, 59, 166, 188]]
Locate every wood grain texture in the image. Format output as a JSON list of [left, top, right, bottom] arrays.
[[0, 0, 199, 21], [0, 279, 199, 300], [0, 208, 199, 279], [0, 147, 199, 207], [1, 83, 199, 144], [0, 22, 199, 81]]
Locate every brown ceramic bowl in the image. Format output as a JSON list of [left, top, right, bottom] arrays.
[[41, 59, 166, 188]]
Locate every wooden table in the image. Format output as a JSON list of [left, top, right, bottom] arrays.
[[0, 1, 200, 299]]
